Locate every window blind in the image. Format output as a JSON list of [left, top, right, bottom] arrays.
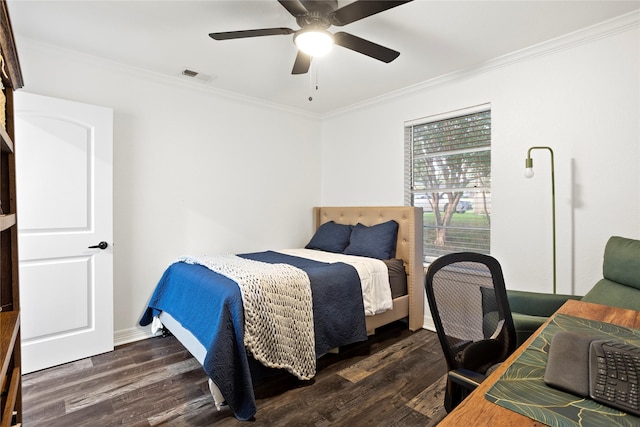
[[405, 106, 491, 260]]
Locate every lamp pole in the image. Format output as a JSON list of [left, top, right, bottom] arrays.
[[524, 146, 556, 294]]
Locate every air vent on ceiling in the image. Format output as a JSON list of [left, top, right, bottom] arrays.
[[180, 68, 215, 82]]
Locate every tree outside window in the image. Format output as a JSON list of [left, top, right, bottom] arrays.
[[405, 107, 491, 260]]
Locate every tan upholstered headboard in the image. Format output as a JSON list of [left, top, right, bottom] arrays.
[[313, 206, 424, 331]]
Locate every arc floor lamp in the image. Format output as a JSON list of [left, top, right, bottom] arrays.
[[524, 146, 556, 294]]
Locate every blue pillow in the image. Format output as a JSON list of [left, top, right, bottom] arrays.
[[305, 221, 352, 253], [343, 220, 399, 260]]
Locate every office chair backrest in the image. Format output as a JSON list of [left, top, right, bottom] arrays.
[[425, 252, 517, 374]]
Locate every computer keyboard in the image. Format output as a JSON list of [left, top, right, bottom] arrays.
[[589, 339, 640, 416]]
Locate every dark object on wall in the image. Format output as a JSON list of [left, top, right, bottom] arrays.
[[0, 0, 24, 424]]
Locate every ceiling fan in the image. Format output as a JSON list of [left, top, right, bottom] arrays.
[[209, 0, 413, 75]]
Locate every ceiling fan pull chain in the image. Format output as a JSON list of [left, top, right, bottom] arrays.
[[308, 62, 319, 101]]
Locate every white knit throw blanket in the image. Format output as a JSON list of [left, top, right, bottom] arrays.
[[176, 255, 316, 380]]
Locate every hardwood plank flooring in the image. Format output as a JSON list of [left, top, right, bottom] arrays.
[[22, 321, 448, 426]]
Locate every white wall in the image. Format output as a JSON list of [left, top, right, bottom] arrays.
[[321, 15, 640, 305], [13, 12, 640, 341], [15, 40, 322, 343]]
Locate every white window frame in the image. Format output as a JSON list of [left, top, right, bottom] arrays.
[[404, 104, 491, 262]]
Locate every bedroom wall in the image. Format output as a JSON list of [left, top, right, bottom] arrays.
[[320, 12, 640, 324], [14, 40, 322, 343], [12, 11, 640, 341]]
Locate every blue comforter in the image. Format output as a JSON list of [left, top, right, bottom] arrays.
[[139, 251, 367, 420]]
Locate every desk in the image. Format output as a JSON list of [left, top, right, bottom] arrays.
[[438, 299, 640, 426]]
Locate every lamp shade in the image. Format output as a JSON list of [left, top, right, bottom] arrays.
[[294, 29, 334, 57]]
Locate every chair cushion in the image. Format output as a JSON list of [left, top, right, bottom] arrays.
[[582, 278, 640, 311], [602, 236, 640, 290]]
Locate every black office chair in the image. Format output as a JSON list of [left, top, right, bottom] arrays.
[[425, 252, 517, 412]]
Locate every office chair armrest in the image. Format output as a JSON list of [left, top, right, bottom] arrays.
[[449, 368, 487, 389]]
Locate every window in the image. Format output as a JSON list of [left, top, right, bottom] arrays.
[[405, 105, 491, 261]]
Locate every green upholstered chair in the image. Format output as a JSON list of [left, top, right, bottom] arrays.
[[507, 290, 581, 346], [507, 236, 640, 347], [581, 236, 640, 310]]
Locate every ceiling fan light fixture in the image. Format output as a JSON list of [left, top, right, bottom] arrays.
[[294, 28, 334, 57]]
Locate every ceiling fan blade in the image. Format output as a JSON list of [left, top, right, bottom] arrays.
[[278, 0, 308, 17], [300, 0, 339, 14], [209, 28, 294, 40], [330, 0, 413, 26], [292, 51, 312, 74], [334, 32, 400, 63]]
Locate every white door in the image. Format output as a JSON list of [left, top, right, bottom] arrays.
[[15, 91, 113, 374]]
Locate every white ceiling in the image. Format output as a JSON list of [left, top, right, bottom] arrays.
[[7, 0, 640, 115]]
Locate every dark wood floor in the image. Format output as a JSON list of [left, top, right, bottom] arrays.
[[22, 321, 448, 426]]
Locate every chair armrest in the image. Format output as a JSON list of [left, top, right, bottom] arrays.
[[507, 290, 581, 317], [449, 368, 486, 390]]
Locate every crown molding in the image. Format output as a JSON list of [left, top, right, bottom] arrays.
[[17, 37, 321, 120], [322, 10, 640, 119], [15, 8, 639, 122]]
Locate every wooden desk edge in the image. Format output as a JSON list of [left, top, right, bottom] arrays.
[[437, 300, 640, 426]]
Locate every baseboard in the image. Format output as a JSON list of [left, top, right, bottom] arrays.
[[423, 314, 436, 332], [114, 326, 157, 347]]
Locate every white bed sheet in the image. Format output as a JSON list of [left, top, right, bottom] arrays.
[[277, 248, 393, 315]]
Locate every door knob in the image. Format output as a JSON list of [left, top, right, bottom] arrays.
[[88, 241, 108, 250]]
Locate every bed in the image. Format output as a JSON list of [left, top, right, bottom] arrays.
[[139, 206, 424, 420]]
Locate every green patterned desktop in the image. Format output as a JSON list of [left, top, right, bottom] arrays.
[[485, 313, 640, 427]]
